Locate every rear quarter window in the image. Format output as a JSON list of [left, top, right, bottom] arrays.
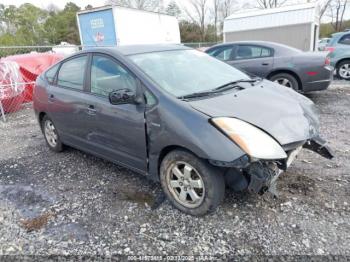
[[45, 64, 60, 84]]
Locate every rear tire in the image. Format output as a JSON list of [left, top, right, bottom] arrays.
[[160, 149, 225, 216], [41, 115, 63, 152], [269, 73, 300, 91], [336, 60, 350, 80]]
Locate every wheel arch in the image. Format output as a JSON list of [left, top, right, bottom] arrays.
[[38, 112, 47, 124], [267, 69, 303, 90], [157, 145, 200, 176], [335, 58, 350, 69]]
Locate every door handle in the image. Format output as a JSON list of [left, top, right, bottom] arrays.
[[87, 105, 97, 115], [262, 62, 269, 66]]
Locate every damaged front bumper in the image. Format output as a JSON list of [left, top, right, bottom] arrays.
[[278, 136, 334, 171], [223, 136, 334, 195], [303, 136, 334, 160]]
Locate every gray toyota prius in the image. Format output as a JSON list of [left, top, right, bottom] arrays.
[[33, 45, 333, 216]]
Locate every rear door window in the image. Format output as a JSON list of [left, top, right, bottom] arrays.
[[235, 45, 272, 60], [57, 55, 88, 90], [339, 34, 350, 45]]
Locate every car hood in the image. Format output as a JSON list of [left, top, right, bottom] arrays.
[[189, 81, 320, 146]]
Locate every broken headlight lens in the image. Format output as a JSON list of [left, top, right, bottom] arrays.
[[212, 117, 287, 160]]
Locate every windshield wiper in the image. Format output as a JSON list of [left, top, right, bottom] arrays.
[[178, 91, 217, 100], [213, 78, 262, 91], [178, 78, 263, 100]]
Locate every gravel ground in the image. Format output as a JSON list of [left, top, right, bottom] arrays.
[[0, 82, 349, 258]]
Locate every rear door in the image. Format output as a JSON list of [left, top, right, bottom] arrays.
[[82, 53, 148, 172], [228, 44, 274, 77], [47, 54, 93, 147]]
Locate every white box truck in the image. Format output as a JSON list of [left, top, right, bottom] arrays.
[[77, 5, 181, 47]]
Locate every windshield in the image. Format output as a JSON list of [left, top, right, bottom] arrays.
[[129, 49, 249, 97]]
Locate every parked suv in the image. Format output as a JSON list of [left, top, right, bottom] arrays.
[[325, 30, 350, 80]]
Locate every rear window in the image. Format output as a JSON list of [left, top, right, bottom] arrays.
[[235, 45, 272, 60]]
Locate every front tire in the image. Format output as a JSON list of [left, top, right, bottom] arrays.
[[160, 149, 225, 216], [270, 73, 300, 91], [336, 60, 350, 80], [41, 115, 63, 152]]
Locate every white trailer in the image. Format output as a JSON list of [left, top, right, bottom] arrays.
[[77, 5, 181, 47], [223, 3, 321, 51]]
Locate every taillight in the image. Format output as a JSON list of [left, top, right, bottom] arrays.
[[325, 46, 335, 53], [325, 56, 331, 66], [307, 71, 318, 76]]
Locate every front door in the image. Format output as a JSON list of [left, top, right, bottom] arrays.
[[83, 54, 148, 172]]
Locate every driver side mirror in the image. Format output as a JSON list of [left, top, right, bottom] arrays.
[[109, 88, 142, 105]]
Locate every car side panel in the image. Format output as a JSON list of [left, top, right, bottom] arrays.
[[272, 55, 332, 92], [228, 56, 274, 78], [33, 75, 50, 122], [292, 55, 332, 92], [144, 95, 246, 181]]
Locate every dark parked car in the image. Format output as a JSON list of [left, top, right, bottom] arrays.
[[34, 45, 333, 216], [205, 41, 333, 92]]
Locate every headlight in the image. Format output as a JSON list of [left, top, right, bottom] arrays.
[[212, 117, 287, 160]]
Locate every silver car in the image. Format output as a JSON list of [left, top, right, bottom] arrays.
[[206, 41, 333, 92]]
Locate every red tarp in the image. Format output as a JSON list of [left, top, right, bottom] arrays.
[[0, 53, 63, 113]]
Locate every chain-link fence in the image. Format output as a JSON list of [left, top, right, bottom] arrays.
[[0, 60, 35, 122], [0, 45, 74, 123]]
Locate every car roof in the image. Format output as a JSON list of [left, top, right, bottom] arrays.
[[207, 41, 301, 54], [80, 44, 190, 56], [209, 41, 293, 48], [332, 31, 350, 38]]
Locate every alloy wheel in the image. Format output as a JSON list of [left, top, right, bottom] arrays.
[[273, 78, 292, 88], [44, 120, 58, 148], [166, 161, 205, 208], [339, 63, 350, 79]]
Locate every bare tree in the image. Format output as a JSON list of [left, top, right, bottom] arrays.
[[320, 0, 332, 19], [257, 0, 288, 8], [108, 0, 163, 11], [212, 0, 220, 41], [183, 0, 208, 41], [327, 0, 349, 31], [219, 0, 237, 19]]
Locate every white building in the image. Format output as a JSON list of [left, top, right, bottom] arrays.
[[223, 3, 321, 51]]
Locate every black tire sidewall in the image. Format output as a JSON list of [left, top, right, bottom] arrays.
[[270, 73, 299, 91], [41, 115, 63, 152], [160, 149, 225, 216], [336, 60, 350, 80]]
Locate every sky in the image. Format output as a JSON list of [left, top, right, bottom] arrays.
[[1, 0, 349, 23]]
